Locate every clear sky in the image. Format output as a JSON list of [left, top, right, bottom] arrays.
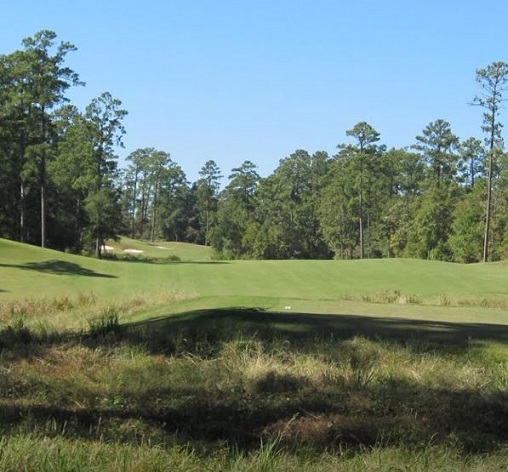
[[2, 0, 507, 182]]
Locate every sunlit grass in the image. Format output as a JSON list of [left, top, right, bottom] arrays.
[[2, 435, 506, 472], [3, 238, 508, 328], [1, 239, 508, 470], [0, 287, 197, 332]]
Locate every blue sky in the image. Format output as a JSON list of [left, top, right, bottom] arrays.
[[2, 1, 507, 182]]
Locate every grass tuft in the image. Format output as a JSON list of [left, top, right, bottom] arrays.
[[354, 290, 423, 305], [88, 308, 121, 339]]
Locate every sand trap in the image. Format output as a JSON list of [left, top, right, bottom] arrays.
[[123, 249, 144, 254], [155, 246, 169, 250], [101, 245, 115, 252]]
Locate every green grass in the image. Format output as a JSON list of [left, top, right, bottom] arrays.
[[103, 236, 212, 262], [1, 238, 508, 470], [0, 309, 507, 470], [2, 238, 508, 329], [3, 436, 507, 471]]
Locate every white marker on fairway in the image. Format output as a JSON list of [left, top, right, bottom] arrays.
[[284, 306, 291, 310]]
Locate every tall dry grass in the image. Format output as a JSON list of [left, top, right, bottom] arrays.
[[0, 304, 507, 470]]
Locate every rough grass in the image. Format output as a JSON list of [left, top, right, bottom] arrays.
[[1, 239, 508, 469], [2, 436, 507, 472], [0, 308, 507, 470], [0, 288, 196, 332], [2, 438, 508, 472]]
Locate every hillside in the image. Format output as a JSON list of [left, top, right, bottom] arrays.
[[1, 238, 508, 470], [1, 238, 508, 327]]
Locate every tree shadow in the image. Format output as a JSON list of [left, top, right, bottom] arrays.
[[101, 255, 228, 265], [1, 307, 507, 454], [0, 260, 117, 278], [170, 261, 230, 265], [125, 308, 508, 355], [3, 307, 507, 360], [0, 370, 506, 454]]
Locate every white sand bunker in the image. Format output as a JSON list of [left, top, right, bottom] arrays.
[[123, 249, 144, 254], [155, 246, 169, 250], [101, 245, 115, 252]]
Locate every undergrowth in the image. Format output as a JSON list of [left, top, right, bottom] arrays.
[[0, 288, 196, 331], [343, 289, 508, 309], [0, 305, 507, 470]]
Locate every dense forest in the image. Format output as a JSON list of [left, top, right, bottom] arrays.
[[1, 31, 508, 262]]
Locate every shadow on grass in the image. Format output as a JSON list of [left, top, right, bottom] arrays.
[[0, 373, 506, 454], [102, 254, 228, 265], [125, 308, 508, 353], [169, 261, 230, 265], [102, 253, 231, 265], [0, 260, 116, 278], [2, 307, 507, 359], [1, 308, 507, 454]]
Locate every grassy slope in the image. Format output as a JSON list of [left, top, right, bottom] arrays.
[[1, 238, 508, 325], [1, 238, 508, 470], [104, 236, 212, 261]]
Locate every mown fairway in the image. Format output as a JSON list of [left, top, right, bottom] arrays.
[[2, 237, 508, 326], [0, 238, 507, 471]]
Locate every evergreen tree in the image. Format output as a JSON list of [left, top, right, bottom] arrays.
[[449, 183, 485, 262], [0, 30, 82, 245], [212, 160, 259, 257], [83, 92, 127, 257], [458, 137, 486, 189], [413, 119, 459, 189], [472, 61, 508, 261], [157, 164, 191, 242], [330, 123, 385, 258], [406, 186, 455, 260], [252, 150, 329, 259], [195, 160, 222, 246]]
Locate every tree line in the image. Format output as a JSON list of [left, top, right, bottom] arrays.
[[1, 31, 507, 262]]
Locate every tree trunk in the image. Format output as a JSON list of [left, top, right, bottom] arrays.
[[40, 174, 46, 248], [75, 198, 82, 252], [40, 108, 47, 248], [205, 209, 209, 246], [483, 150, 494, 262], [130, 168, 138, 239], [20, 180, 26, 243], [483, 106, 497, 263], [359, 150, 364, 259], [95, 224, 102, 259], [19, 130, 26, 243], [151, 185, 158, 243]]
